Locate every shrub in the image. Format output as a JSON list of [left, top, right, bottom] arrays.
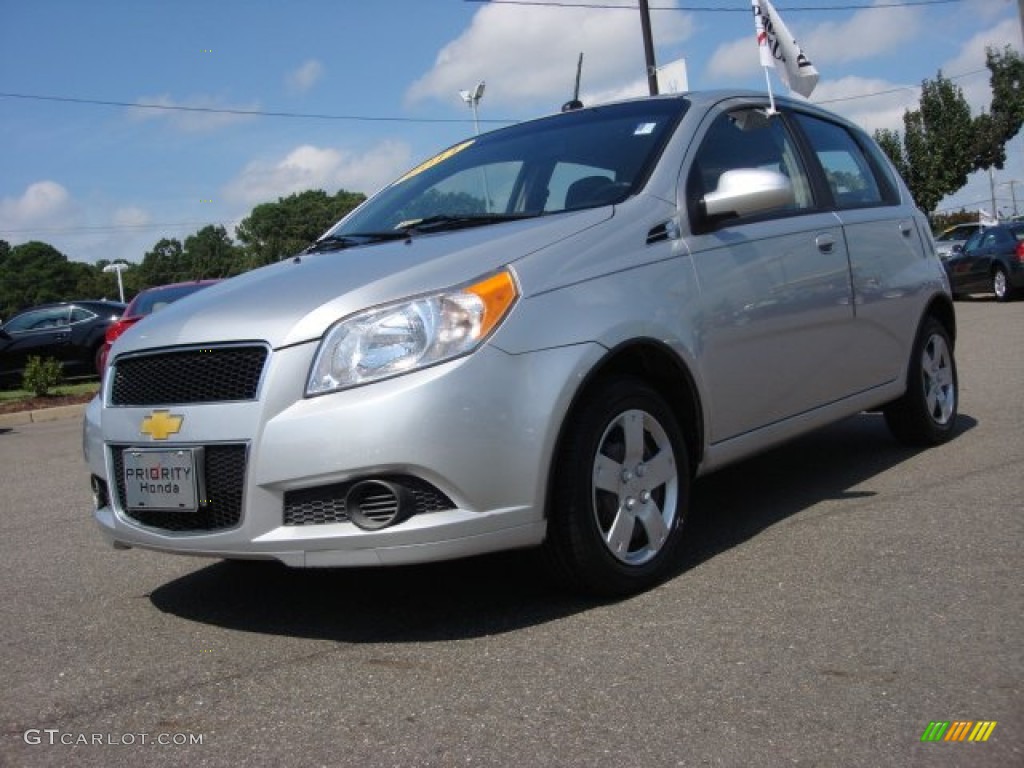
[[22, 356, 64, 396]]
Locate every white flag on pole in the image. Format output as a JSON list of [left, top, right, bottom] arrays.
[[753, 0, 819, 99]]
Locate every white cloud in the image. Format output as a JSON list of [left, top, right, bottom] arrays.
[[0, 181, 75, 234], [0, 183, 157, 266], [222, 141, 413, 207], [821, 18, 1024, 135], [130, 94, 260, 133], [287, 60, 324, 94], [939, 18, 1022, 112], [812, 77, 921, 133], [801, 5, 922, 66], [707, 3, 923, 83], [112, 206, 152, 228], [406, 0, 694, 109]]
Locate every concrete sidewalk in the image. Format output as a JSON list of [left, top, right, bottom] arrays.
[[0, 403, 88, 428]]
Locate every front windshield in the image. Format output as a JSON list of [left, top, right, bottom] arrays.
[[328, 98, 688, 238]]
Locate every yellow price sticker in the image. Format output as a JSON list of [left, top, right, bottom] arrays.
[[394, 139, 475, 185]]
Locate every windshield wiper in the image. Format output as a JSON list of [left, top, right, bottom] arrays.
[[399, 212, 540, 235], [307, 214, 540, 253], [305, 231, 410, 253]]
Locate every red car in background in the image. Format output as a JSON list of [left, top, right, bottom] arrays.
[[99, 280, 220, 372]]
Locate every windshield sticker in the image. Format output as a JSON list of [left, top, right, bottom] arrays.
[[634, 122, 657, 136], [394, 140, 476, 185]]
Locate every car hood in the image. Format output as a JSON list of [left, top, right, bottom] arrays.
[[115, 209, 611, 354]]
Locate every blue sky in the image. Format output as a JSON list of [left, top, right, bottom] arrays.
[[1, 0, 1021, 265]]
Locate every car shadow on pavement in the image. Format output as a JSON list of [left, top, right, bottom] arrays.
[[149, 411, 976, 643], [674, 411, 977, 576]]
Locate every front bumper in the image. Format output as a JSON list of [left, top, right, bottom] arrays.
[[85, 341, 602, 566]]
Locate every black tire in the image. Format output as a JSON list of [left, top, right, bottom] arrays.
[[544, 376, 690, 596], [883, 316, 958, 446], [992, 266, 1012, 302]]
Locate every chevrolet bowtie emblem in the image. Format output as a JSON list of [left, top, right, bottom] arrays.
[[140, 410, 184, 440]]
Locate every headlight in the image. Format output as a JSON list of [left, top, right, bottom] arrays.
[[306, 270, 518, 395]]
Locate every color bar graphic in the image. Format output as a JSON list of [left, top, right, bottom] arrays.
[[968, 722, 997, 742], [921, 720, 996, 742]]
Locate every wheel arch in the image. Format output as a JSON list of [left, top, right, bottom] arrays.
[[547, 339, 704, 499], [924, 293, 957, 347]]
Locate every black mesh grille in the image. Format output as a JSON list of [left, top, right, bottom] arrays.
[[284, 476, 455, 526], [112, 444, 247, 532], [111, 346, 268, 405]]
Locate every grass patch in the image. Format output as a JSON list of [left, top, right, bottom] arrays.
[[0, 380, 100, 403]]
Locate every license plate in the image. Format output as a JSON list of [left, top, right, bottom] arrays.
[[123, 447, 204, 512]]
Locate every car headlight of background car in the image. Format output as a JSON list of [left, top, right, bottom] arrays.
[[306, 270, 518, 395]]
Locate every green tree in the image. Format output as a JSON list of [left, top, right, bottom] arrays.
[[235, 189, 365, 269], [980, 46, 1024, 170], [138, 238, 185, 286], [0, 241, 83, 319], [182, 225, 241, 278], [875, 47, 1024, 215]]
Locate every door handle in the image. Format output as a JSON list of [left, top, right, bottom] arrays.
[[899, 221, 913, 237], [815, 234, 835, 253]]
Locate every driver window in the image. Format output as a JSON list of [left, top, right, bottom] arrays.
[[687, 107, 813, 225]]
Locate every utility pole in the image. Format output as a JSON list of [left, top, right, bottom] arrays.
[[990, 167, 997, 220], [639, 0, 658, 96]]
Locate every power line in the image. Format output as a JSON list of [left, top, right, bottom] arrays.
[[464, 0, 964, 10], [0, 92, 516, 126]]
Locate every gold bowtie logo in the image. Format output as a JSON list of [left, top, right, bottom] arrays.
[[140, 410, 184, 440]]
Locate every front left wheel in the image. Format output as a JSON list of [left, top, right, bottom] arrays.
[[544, 376, 691, 596]]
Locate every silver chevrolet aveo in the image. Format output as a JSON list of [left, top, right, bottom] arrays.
[[84, 91, 958, 595]]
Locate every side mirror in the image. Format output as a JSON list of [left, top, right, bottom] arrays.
[[702, 168, 795, 220], [950, 243, 964, 256]]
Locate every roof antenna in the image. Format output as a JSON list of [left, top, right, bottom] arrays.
[[562, 53, 584, 112]]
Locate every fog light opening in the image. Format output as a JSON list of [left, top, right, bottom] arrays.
[[91, 475, 109, 510], [345, 480, 413, 530]]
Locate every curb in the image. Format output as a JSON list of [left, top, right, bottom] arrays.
[[0, 403, 88, 429]]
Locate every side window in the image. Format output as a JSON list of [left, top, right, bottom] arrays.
[[686, 107, 813, 229], [963, 230, 984, 251], [7, 307, 69, 332], [792, 112, 897, 209], [70, 307, 96, 324]]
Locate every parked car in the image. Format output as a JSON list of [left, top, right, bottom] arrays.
[[84, 91, 958, 596], [943, 222, 1024, 301], [933, 222, 983, 260], [98, 279, 221, 372], [0, 300, 125, 387]]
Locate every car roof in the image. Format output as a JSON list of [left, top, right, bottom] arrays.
[[8, 299, 126, 316]]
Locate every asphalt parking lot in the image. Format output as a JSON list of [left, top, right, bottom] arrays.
[[0, 299, 1020, 768]]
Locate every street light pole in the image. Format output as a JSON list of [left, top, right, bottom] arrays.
[[102, 262, 130, 303], [459, 81, 486, 135]]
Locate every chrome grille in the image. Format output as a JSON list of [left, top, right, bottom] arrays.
[[111, 345, 268, 405], [283, 476, 455, 526], [112, 444, 247, 532]]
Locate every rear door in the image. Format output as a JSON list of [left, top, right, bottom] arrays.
[[790, 111, 931, 390]]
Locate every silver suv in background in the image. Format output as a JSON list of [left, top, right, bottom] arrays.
[[84, 91, 957, 595]]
